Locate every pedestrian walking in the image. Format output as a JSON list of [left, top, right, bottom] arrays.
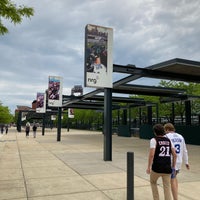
[[164, 123, 190, 200], [1, 125, 4, 134], [146, 124, 177, 200], [32, 123, 37, 138], [25, 122, 30, 137], [5, 125, 8, 134]]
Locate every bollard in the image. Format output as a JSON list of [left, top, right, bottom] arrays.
[[127, 152, 134, 200]]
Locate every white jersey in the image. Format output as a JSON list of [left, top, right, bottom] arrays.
[[91, 63, 107, 74], [166, 132, 189, 170]]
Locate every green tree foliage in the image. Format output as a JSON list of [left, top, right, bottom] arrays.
[[129, 95, 160, 122], [61, 109, 103, 129], [159, 80, 200, 117], [129, 81, 200, 123], [0, 102, 13, 124], [0, 0, 34, 35]]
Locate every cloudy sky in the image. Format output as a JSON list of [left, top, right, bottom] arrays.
[[0, 0, 200, 114]]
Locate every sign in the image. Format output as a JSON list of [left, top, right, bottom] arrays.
[[71, 85, 83, 95], [36, 92, 46, 113], [84, 24, 113, 88], [48, 76, 63, 107], [68, 108, 74, 118]]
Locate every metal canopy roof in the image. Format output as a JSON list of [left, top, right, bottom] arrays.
[[62, 95, 146, 110], [84, 95, 145, 103], [62, 58, 200, 109], [112, 84, 187, 97], [147, 58, 200, 76], [113, 58, 200, 84]]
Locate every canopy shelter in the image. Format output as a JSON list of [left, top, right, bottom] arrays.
[[16, 58, 200, 156], [113, 58, 200, 85], [63, 58, 200, 109]]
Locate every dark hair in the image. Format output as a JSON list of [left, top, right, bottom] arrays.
[[153, 124, 165, 136]]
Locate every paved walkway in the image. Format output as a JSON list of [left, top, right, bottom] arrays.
[[0, 127, 199, 200]]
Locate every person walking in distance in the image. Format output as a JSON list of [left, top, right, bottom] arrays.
[[146, 124, 177, 200], [5, 125, 8, 134], [32, 123, 37, 138], [1, 125, 4, 134], [164, 123, 190, 200], [25, 122, 30, 137]]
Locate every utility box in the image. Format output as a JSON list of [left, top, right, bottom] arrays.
[[118, 125, 131, 137]]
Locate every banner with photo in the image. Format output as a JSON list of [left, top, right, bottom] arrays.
[[68, 108, 74, 118], [84, 24, 113, 88], [48, 76, 63, 107], [21, 112, 27, 121], [36, 92, 46, 113]]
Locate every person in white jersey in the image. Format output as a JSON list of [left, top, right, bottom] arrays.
[[164, 123, 190, 200]]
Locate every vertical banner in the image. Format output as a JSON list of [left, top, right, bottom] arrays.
[[21, 112, 27, 121], [48, 76, 63, 107], [84, 24, 113, 88], [68, 108, 74, 118], [36, 92, 46, 113]]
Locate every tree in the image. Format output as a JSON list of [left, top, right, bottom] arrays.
[[159, 81, 200, 122], [129, 81, 200, 124], [0, 0, 34, 35], [0, 102, 13, 124]]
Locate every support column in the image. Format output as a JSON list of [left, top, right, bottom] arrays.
[[156, 103, 159, 123], [129, 107, 131, 131], [17, 111, 22, 132], [104, 88, 112, 161], [171, 103, 175, 124], [57, 107, 62, 141], [42, 113, 45, 136], [185, 100, 191, 125], [147, 106, 152, 125], [117, 110, 120, 125], [122, 109, 127, 125], [139, 107, 142, 125]]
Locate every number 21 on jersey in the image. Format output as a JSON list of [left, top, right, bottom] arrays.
[[159, 146, 170, 157]]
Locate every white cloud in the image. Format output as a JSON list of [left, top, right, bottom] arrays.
[[0, 0, 200, 113]]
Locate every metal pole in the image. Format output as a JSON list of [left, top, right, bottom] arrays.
[[17, 111, 22, 132], [104, 88, 112, 161], [42, 113, 45, 136], [171, 103, 175, 124], [67, 116, 70, 132], [185, 100, 191, 125], [57, 107, 62, 141], [156, 103, 159, 123], [147, 106, 152, 125], [127, 152, 134, 200]]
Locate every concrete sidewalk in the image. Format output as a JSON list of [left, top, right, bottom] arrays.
[[0, 127, 199, 200]]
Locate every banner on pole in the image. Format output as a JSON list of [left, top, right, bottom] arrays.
[[68, 108, 74, 118], [48, 76, 63, 107], [36, 92, 46, 113], [84, 24, 113, 88]]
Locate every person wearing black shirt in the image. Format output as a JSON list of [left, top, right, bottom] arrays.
[[146, 124, 177, 200], [32, 123, 37, 138]]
